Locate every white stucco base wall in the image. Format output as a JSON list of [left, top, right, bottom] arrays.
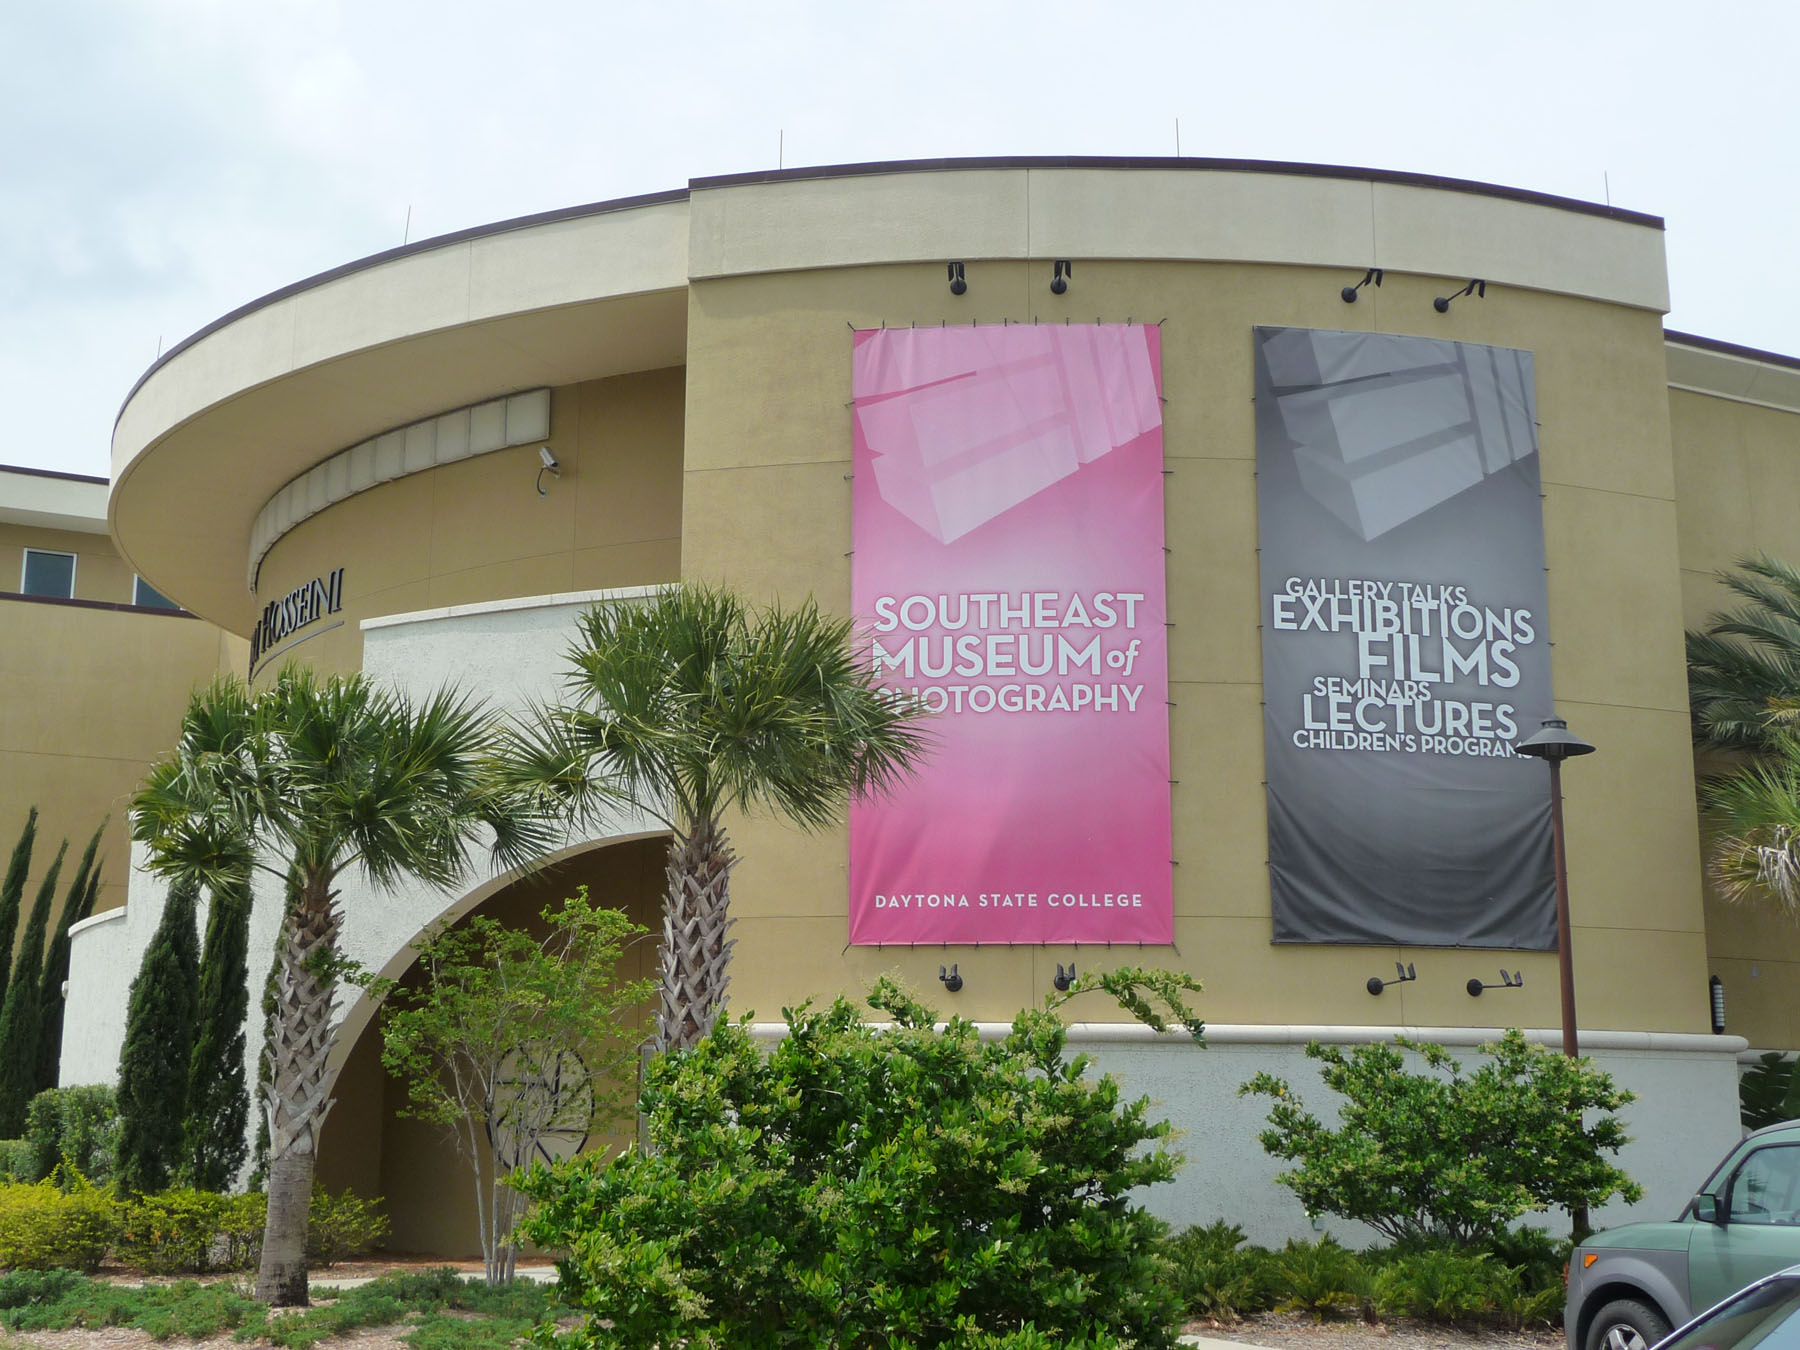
[[60, 587, 665, 1130], [751, 1020, 1746, 1244]]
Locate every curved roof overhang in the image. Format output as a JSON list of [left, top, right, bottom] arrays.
[[110, 192, 692, 632], [111, 156, 1674, 634]]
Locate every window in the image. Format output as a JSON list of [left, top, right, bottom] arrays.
[[132, 576, 181, 611], [20, 549, 75, 599], [1729, 1145, 1800, 1225]]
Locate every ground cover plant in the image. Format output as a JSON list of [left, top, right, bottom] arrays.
[[1160, 1226, 1568, 1328], [0, 1265, 558, 1349], [1241, 1031, 1640, 1245], [519, 969, 1203, 1350]]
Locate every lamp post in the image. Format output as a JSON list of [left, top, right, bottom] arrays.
[[1514, 716, 1595, 1059], [1516, 715, 1597, 1242]]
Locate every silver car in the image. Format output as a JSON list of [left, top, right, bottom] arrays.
[[1651, 1265, 1800, 1350]]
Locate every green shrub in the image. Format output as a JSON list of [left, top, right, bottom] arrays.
[[305, 1186, 389, 1266], [1483, 1224, 1570, 1297], [1370, 1247, 1497, 1322], [219, 1190, 265, 1270], [1242, 1030, 1642, 1245], [1164, 1221, 1278, 1321], [106, 1184, 384, 1274], [0, 1173, 117, 1271], [1271, 1236, 1367, 1321], [26, 1084, 120, 1186], [114, 1188, 232, 1274], [520, 974, 1199, 1350], [0, 1141, 33, 1184]]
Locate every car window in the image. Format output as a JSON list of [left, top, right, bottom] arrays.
[[1660, 1276, 1800, 1350], [1730, 1147, 1800, 1226]]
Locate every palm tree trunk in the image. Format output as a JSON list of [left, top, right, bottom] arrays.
[[254, 880, 342, 1305], [656, 818, 737, 1052]]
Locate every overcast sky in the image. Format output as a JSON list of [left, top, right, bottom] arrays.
[[4, 0, 1796, 479]]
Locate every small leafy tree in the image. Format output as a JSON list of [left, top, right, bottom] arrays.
[[184, 874, 252, 1191], [518, 968, 1202, 1350], [378, 888, 652, 1285], [0, 840, 65, 1134], [36, 823, 105, 1095], [1241, 1031, 1641, 1246], [115, 877, 201, 1193]]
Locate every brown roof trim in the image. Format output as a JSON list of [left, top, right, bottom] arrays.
[[0, 463, 107, 486], [691, 155, 1665, 229], [0, 590, 197, 618], [1665, 329, 1800, 373], [115, 186, 692, 425]]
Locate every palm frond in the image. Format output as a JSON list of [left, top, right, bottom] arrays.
[[133, 668, 555, 897], [1687, 555, 1800, 752], [514, 584, 934, 841]]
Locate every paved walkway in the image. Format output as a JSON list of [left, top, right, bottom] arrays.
[[308, 1265, 560, 1290]]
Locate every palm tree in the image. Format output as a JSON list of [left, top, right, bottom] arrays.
[[131, 669, 553, 1305], [501, 585, 931, 1053], [1687, 554, 1800, 752], [1702, 713, 1800, 914]]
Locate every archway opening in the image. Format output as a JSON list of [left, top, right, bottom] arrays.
[[314, 835, 666, 1257]]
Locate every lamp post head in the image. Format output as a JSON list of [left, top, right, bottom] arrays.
[[1515, 717, 1595, 764]]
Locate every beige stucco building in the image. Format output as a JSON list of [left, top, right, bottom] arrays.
[[23, 156, 1800, 1252]]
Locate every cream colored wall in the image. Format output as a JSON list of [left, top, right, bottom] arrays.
[[249, 369, 685, 681], [1671, 386, 1800, 1050], [0, 522, 132, 604], [0, 593, 244, 925], [681, 258, 1708, 1035]]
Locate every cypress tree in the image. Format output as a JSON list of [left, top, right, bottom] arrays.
[[115, 876, 200, 1193], [38, 822, 106, 1095], [0, 809, 38, 1010], [184, 875, 251, 1190], [0, 841, 65, 1135]]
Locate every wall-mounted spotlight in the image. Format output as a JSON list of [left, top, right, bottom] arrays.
[[939, 963, 963, 993], [1341, 268, 1383, 303], [1054, 961, 1077, 992], [947, 261, 967, 296], [1710, 975, 1726, 1034], [1050, 260, 1072, 296], [1433, 279, 1486, 313], [1466, 969, 1524, 997], [536, 446, 561, 497], [1367, 961, 1417, 996]]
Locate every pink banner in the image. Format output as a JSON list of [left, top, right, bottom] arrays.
[[849, 324, 1173, 945]]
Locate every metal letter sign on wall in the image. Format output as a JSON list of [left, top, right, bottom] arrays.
[[1254, 327, 1556, 947], [848, 324, 1173, 945], [249, 567, 345, 675]]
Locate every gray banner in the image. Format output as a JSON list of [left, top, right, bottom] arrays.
[[1254, 326, 1556, 948]]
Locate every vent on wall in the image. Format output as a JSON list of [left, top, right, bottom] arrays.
[[247, 389, 551, 594]]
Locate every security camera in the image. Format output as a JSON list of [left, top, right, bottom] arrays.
[[538, 446, 560, 473]]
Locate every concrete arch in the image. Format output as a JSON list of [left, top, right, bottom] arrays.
[[322, 827, 670, 1082], [315, 831, 669, 1255]]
